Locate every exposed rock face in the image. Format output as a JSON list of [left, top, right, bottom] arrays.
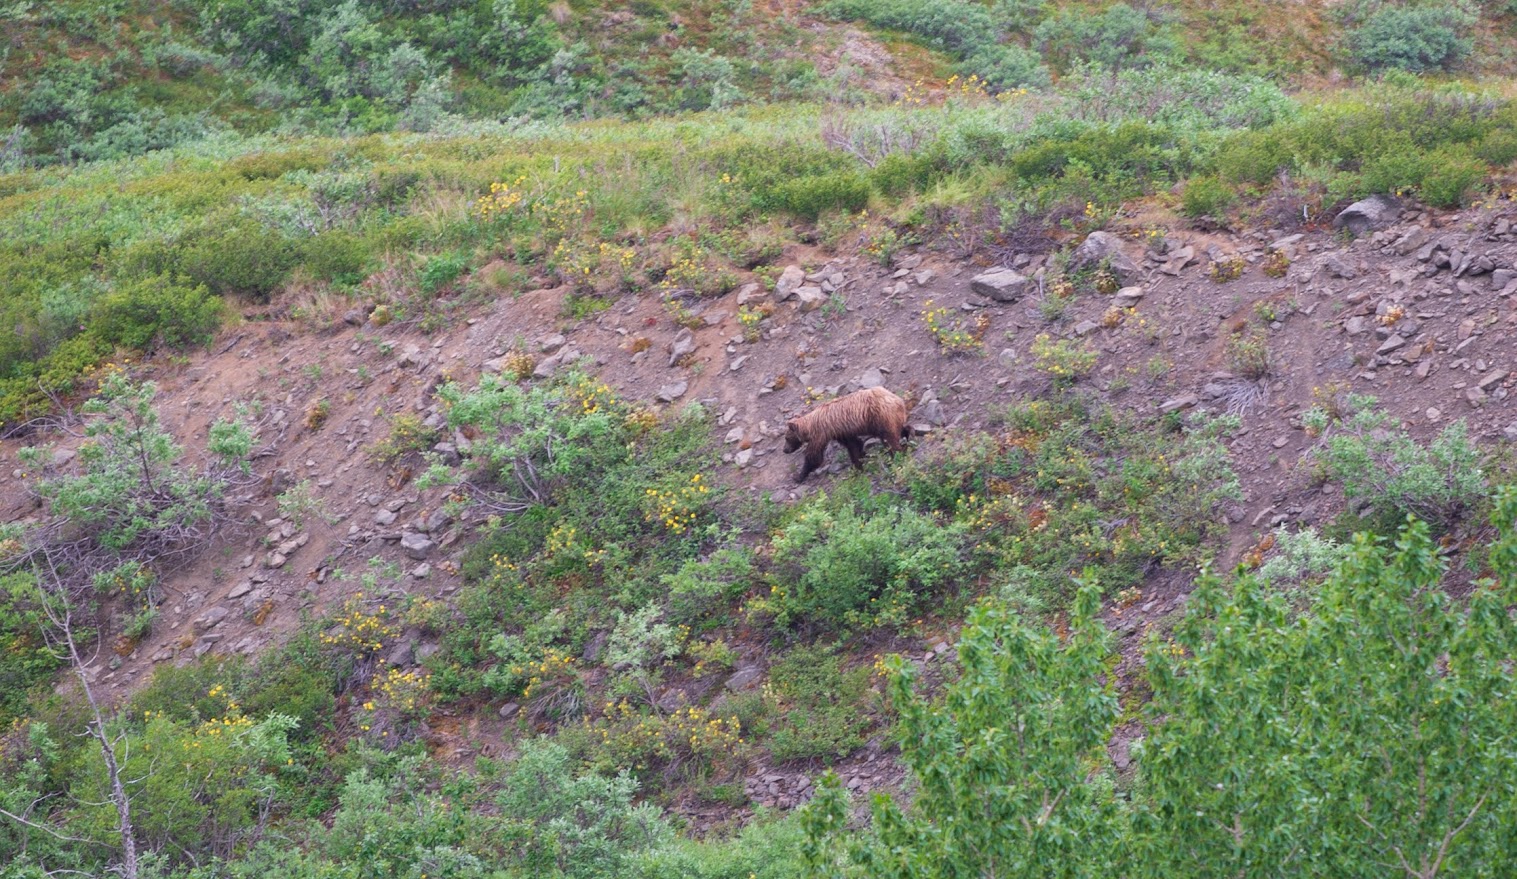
[[1334, 195, 1400, 235]]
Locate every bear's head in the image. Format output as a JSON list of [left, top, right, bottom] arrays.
[[782, 420, 804, 453]]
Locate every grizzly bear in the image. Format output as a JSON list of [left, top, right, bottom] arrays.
[[783, 387, 912, 482]]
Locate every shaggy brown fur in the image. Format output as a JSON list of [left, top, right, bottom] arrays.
[[783, 387, 912, 482]]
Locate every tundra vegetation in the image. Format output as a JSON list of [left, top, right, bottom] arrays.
[[2, 0, 1517, 876]]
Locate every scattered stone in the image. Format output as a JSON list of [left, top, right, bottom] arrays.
[[195, 607, 228, 631], [729, 355, 748, 372], [725, 666, 763, 692], [265, 552, 287, 569], [1321, 253, 1359, 280], [1160, 245, 1197, 275], [735, 283, 764, 306], [499, 702, 520, 719], [794, 285, 827, 311], [1415, 360, 1434, 381], [858, 366, 884, 389], [969, 268, 1032, 302], [1478, 369, 1508, 390], [724, 427, 745, 445], [397, 344, 426, 368], [539, 333, 567, 353], [343, 308, 365, 326], [1426, 407, 1441, 422], [656, 381, 688, 403], [915, 398, 946, 426], [1071, 231, 1140, 284], [774, 265, 806, 301], [1376, 335, 1407, 356], [668, 328, 696, 366], [1333, 194, 1400, 235], [411, 562, 431, 579], [734, 448, 754, 468], [431, 442, 461, 466], [227, 581, 253, 600], [1112, 286, 1145, 308], [400, 532, 435, 560], [1343, 316, 1371, 336], [915, 268, 935, 285], [1159, 394, 1199, 413], [1391, 226, 1429, 256], [1073, 320, 1100, 337], [375, 509, 397, 526]]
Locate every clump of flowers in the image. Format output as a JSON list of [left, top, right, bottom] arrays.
[[476, 175, 529, 221], [737, 303, 773, 342], [1262, 249, 1290, 278], [1030, 334, 1098, 384], [503, 350, 537, 381], [550, 238, 638, 294], [623, 406, 658, 434], [566, 374, 620, 415], [861, 218, 913, 267], [320, 594, 399, 659], [374, 667, 432, 721], [922, 300, 988, 354], [589, 700, 746, 781], [645, 473, 710, 534], [1208, 256, 1247, 283]]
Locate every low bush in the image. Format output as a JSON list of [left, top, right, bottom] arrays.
[[91, 275, 223, 351], [1344, 3, 1476, 73], [766, 495, 966, 630]]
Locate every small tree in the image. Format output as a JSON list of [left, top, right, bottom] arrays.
[[802, 578, 1124, 878], [1137, 495, 1517, 877]]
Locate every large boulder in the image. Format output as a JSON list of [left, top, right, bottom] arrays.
[[1333, 195, 1401, 236], [1071, 231, 1140, 285]]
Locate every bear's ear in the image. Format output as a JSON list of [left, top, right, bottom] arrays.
[[785, 419, 800, 435]]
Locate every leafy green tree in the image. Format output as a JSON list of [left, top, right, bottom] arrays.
[[1136, 497, 1517, 877], [1346, 3, 1476, 73], [802, 579, 1123, 878]]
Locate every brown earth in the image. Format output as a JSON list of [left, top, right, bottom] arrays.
[[7, 196, 1517, 822]]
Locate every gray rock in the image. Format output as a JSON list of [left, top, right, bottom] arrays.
[[411, 562, 431, 579], [915, 398, 946, 426], [1343, 316, 1371, 336], [1392, 226, 1429, 256], [1479, 370, 1508, 390], [735, 283, 764, 305], [725, 666, 764, 692], [1322, 253, 1359, 279], [1073, 320, 1100, 337], [724, 427, 745, 445], [970, 268, 1032, 302], [656, 381, 688, 403], [794, 285, 827, 312], [1159, 394, 1200, 413], [1333, 194, 1401, 235], [387, 640, 414, 667], [1376, 335, 1407, 355], [431, 442, 461, 466], [481, 356, 509, 374], [265, 552, 287, 569], [50, 447, 76, 468], [734, 448, 754, 468], [375, 509, 397, 526], [227, 581, 253, 600], [499, 702, 520, 719], [195, 607, 228, 631], [539, 333, 567, 353], [398, 344, 426, 368], [400, 532, 435, 560], [1160, 245, 1197, 276], [774, 265, 806, 301], [343, 308, 365, 326], [858, 367, 884, 389], [1112, 286, 1145, 308], [668, 328, 696, 366], [1493, 269, 1517, 290], [424, 508, 453, 533], [1071, 231, 1140, 284]]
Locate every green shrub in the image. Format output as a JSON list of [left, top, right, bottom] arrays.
[[1306, 395, 1485, 526], [1181, 175, 1234, 217], [1034, 2, 1179, 74], [769, 172, 871, 221], [1345, 3, 1476, 73], [766, 645, 876, 762], [1419, 144, 1487, 207], [300, 230, 372, 284], [91, 275, 223, 351], [766, 496, 966, 630]]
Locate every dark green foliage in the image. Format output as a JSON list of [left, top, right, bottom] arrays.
[[1181, 175, 1233, 217], [765, 645, 875, 763], [821, 0, 1050, 88], [803, 580, 1122, 878], [1345, 3, 1476, 73], [91, 275, 223, 351], [300, 231, 373, 284], [769, 172, 871, 222], [767, 493, 966, 630], [1034, 2, 1180, 74]]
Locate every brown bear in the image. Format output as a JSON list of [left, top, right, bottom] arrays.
[[783, 387, 912, 482]]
